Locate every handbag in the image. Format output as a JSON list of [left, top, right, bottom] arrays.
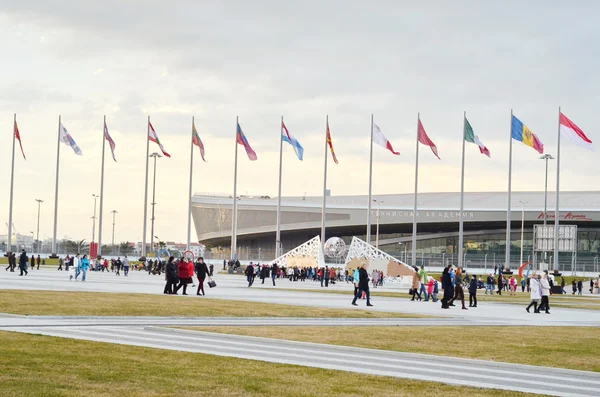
[[208, 278, 217, 288]]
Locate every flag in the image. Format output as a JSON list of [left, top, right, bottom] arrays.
[[59, 123, 82, 155], [372, 123, 399, 155], [148, 122, 171, 158], [326, 121, 338, 164], [192, 123, 206, 161], [560, 113, 594, 151], [417, 120, 440, 159], [104, 121, 117, 162], [281, 121, 304, 160], [511, 115, 544, 154], [464, 118, 490, 157], [14, 120, 26, 160], [236, 122, 257, 161]]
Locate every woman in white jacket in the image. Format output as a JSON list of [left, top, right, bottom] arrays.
[[526, 274, 541, 313], [539, 273, 551, 314]]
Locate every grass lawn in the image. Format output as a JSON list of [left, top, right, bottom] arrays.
[[0, 331, 536, 397], [187, 326, 600, 373], [0, 290, 420, 318]]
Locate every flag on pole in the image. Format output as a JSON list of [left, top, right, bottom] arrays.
[[511, 115, 544, 154], [192, 123, 206, 161], [281, 121, 304, 160], [326, 121, 338, 164], [14, 120, 26, 160], [464, 118, 490, 157], [148, 121, 171, 158], [417, 120, 440, 159], [560, 113, 594, 151], [59, 123, 83, 155], [104, 121, 117, 162], [236, 122, 257, 161], [372, 123, 399, 155]]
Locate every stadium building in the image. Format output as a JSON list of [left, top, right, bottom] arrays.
[[191, 191, 600, 269]]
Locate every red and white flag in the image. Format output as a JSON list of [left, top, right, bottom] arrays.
[[104, 121, 117, 162], [418, 120, 440, 159], [372, 123, 399, 155], [560, 113, 594, 151], [148, 121, 171, 158], [14, 120, 26, 160]]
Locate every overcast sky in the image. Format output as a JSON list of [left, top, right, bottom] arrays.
[[1, 0, 598, 245]]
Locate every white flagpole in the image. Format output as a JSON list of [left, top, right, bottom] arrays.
[[142, 116, 150, 257], [458, 111, 467, 269], [7, 113, 16, 253], [412, 113, 420, 268], [52, 115, 62, 255], [98, 115, 107, 257], [231, 116, 239, 260], [320, 115, 329, 245], [187, 117, 195, 251], [276, 116, 284, 258], [506, 109, 514, 270], [366, 114, 374, 245], [554, 106, 562, 271]]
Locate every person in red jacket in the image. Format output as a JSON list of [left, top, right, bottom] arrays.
[[174, 259, 191, 295]]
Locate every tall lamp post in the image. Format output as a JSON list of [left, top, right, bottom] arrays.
[[30, 231, 34, 253], [149, 153, 162, 252], [519, 200, 527, 268], [110, 210, 118, 248], [373, 199, 384, 249], [540, 154, 555, 263], [91, 194, 99, 251], [35, 199, 43, 253]]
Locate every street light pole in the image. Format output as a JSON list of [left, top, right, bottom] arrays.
[[149, 153, 162, 253], [110, 210, 118, 247], [35, 199, 43, 253], [373, 199, 383, 249], [519, 200, 527, 267], [540, 154, 555, 262], [91, 194, 99, 250]]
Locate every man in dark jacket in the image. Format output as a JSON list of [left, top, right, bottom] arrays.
[[18, 250, 28, 276], [164, 257, 178, 294], [245, 264, 254, 287], [468, 274, 478, 308], [194, 257, 210, 296], [441, 266, 453, 309], [351, 264, 372, 307], [271, 263, 278, 286]]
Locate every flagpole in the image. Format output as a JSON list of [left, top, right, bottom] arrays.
[[187, 117, 195, 251], [412, 113, 420, 268], [554, 106, 562, 272], [51, 115, 61, 256], [321, 115, 329, 246], [458, 111, 467, 269], [506, 109, 514, 271], [7, 113, 16, 253], [366, 114, 374, 245], [276, 116, 284, 258], [142, 116, 150, 257], [98, 115, 107, 257], [231, 116, 239, 260]]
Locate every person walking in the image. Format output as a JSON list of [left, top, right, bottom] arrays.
[[539, 273, 551, 314], [36, 255, 41, 270], [115, 257, 122, 276], [450, 267, 468, 310], [57, 256, 64, 271], [418, 265, 429, 301], [496, 273, 503, 295], [560, 277, 566, 294], [351, 264, 372, 307], [441, 266, 453, 309], [509, 275, 517, 296], [526, 274, 541, 313], [18, 250, 28, 276], [468, 273, 478, 308], [577, 279, 583, 296], [195, 257, 210, 296], [245, 263, 254, 287], [411, 267, 422, 301], [324, 266, 330, 287], [271, 263, 278, 286], [5, 252, 16, 272], [72, 254, 81, 280], [174, 259, 192, 295], [164, 257, 178, 294], [122, 256, 130, 277], [79, 255, 90, 282]]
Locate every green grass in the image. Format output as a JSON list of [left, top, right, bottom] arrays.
[[186, 326, 600, 372], [0, 330, 537, 397], [0, 290, 421, 318]]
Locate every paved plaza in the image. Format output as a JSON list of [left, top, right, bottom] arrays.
[[2, 269, 600, 396]]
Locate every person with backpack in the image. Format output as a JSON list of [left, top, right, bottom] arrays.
[[351, 264, 372, 307]]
